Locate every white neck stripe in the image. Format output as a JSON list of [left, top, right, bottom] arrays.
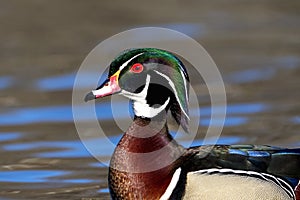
[[119, 52, 144, 71], [160, 167, 182, 200]]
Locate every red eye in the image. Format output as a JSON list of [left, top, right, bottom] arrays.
[[130, 63, 144, 73]]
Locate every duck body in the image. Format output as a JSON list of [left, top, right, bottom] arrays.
[[109, 116, 300, 200], [85, 48, 300, 199]]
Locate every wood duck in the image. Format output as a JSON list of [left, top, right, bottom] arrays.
[[85, 48, 300, 200]]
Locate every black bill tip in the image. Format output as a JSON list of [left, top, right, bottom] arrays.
[[84, 92, 95, 102]]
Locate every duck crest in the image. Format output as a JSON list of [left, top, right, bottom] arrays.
[[108, 48, 190, 132]]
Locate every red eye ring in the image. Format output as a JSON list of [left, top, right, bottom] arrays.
[[130, 63, 144, 73]]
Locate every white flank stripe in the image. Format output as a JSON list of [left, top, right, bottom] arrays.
[[190, 168, 295, 199], [119, 53, 144, 71], [160, 167, 182, 200]]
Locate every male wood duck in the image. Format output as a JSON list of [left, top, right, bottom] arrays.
[[85, 48, 300, 200]]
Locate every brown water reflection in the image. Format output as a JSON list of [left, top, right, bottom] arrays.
[[0, 1, 300, 199]]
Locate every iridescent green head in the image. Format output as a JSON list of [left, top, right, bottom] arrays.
[[85, 48, 190, 132]]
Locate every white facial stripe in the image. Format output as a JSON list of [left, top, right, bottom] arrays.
[[119, 52, 144, 71], [159, 167, 182, 200], [121, 75, 171, 118], [180, 69, 189, 102], [154, 70, 189, 119]]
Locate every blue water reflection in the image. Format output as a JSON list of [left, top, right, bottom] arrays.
[[225, 56, 300, 84], [98, 188, 110, 193], [62, 179, 94, 183], [0, 105, 74, 125], [0, 170, 95, 184], [3, 135, 121, 159], [225, 68, 275, 84], [37, 73, 76, 91], [37, 135, 122, 158], [0, 102, 265, 127], [2, 134, 242, 160], [192, 103, 266, 116], [291, 116, 300, 124], [197, 103, 266, 126], [200, 116, 247, 127], [0, 76, 13, 90], [3, 140, 90, 157], [0, 132, 21, 142], [0, 170, 65, 183], [276, 55, 300, 70], [37, 71, 108, 91], [0, 102, 132, 125]]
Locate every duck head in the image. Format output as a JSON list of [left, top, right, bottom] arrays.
[[85, 48, 190, 132]]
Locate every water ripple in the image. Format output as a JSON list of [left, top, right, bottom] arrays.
[[0, 76, 13, 90], [197, 103, 267, 116], [225, 68, 276, 84], [0, 102, 266, 126], [0, 170, 65, 183], [0, 102, 132, 125], [0, 132, 21, 142], [291, 116, 300, 124], [36, 72, 108, 91]]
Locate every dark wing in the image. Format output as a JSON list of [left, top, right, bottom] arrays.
[[183, 144, 300, 187]]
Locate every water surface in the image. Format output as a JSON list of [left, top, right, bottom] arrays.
[[1, 1, 300, 200]]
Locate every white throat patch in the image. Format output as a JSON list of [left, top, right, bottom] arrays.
[[121, 75, 170, 118]]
